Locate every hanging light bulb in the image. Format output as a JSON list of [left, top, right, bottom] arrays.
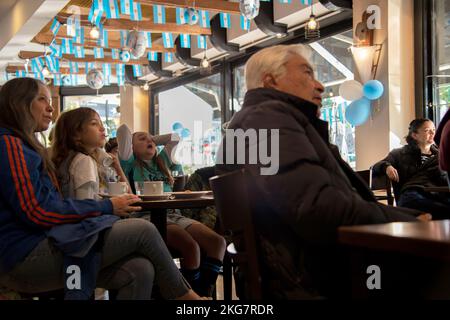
[[307, 15, 318, 31], [90, 25, 100, 39], [305, 5, 320, 40], [200, 55, 210, 69], [143, 82, 149, 91]]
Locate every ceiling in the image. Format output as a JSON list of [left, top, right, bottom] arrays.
[[0, 0, 353, 86]]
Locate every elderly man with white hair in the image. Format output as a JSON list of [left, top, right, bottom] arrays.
[[215, 44, 428, 299]]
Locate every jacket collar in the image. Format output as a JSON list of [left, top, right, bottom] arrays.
[[243, 88, 329, 143], [0, 127, 13, 136]]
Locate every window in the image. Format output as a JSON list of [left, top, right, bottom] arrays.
[[158, 73, 222, 175], [429, 0, 450, 123], [310, 30, 356, 168], [63, 94, 121, 138], [233, 64, 246, 113]]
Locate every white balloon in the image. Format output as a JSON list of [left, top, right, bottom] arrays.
[[185, 8, 199, 25], [86, 69, 105, 90], [126, 30, 146, 58], [119, 50, 131, 63], [239, 0, 260, 20], [339, 80, 364, 101], [62, 76, 71, 86]]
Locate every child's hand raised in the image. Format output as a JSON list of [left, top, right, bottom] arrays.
[[110, 194, 142, 217]]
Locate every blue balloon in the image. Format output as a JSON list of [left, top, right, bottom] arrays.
[[181, 128, 191, 138], [345, 98, 371, 126], [363, 80, 384, 100], [172, 122, 183, 132]]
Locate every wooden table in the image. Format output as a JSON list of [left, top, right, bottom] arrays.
[[338, 220, 450, 298], [138, 196, 215, 242]]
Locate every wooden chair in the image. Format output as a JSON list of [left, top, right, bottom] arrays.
[[210, 169, 263, 300], [356, 169, 395, 205]]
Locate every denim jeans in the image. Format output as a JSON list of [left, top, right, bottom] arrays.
[[0, 218, 189, 299], [398, 189, 450, 220]]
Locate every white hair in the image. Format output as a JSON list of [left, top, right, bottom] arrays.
[[245, 44, 313, 90]]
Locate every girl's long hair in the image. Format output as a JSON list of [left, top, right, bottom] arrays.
[[51, 107, 105, 185], [0, 78, 54, 173]]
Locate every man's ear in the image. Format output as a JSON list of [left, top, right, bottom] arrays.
[[262, 74, 277, 89]]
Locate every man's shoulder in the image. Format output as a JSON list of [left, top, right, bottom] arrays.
[[232, 99, 306, 129]]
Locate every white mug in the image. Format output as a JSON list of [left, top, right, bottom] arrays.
[[108, 182, 127, 196], [140, 181, 164, 195]]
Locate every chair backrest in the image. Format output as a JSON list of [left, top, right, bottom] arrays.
[[209, 169, 262, 300], [356, 169, 395, 205]]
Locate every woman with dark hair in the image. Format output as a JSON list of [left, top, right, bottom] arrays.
[[0, 78, 202, 300], [373, 118, 450, 218]]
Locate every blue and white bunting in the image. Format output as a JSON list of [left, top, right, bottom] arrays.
[[98, 24, 108, 47], [120, 31, 127, 47], [117, 74, 125, 86], [153, 5, 166, 24], [220, 13, 231, 28], [70, 75, 79, 86], [104, 0, 120, 19], [176, 7, 187, 25], [197, 35, 206, 49], [240, 15, 251, 31], [148, 52, 158, 61], [198, 10, 210, 28], [132, 65, 142, 77], [162, 32, 174, 48], [45, 56, 59, 73], [300, 0, 313, 4], [145, 32, 152, 48], [116, 63, 125, 76], [88, 0, 104, 26], [279, 0, 291, 3], [111, 48, 119, 60], [180, 34, 190, 48], [130, 1, 142, 21], [31, 58, 43, 74], [74, 46, 85, 58], [85, 62, 95, 72], [67, 15, 76, 37], [50, 18, 61, 35], [164, 53, 173, 63], [53, 74, 62, 86], [49, 42, 62, 58], [74, 27, 84, 45], [16, 71, 27, 78], [104, 74, 111, 86], [103, 63, 111, 77], [94, 47, 104, 58], [120, 0, 133, 15], [61, 38, 74, 54], [69, 62, 79, 73]]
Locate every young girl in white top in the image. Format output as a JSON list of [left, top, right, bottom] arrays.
[[51, 107, 203, 300], [117, 124, 226, 297]]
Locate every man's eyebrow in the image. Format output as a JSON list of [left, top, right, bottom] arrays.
[[300, 63, 314, 71]]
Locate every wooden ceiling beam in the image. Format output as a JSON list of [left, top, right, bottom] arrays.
[[33, 33, 175, 52], [18, 51, 149, 65], [137, 0, 241, 14]]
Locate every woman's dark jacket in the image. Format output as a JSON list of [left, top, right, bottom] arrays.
[[372, 144, 447, 198]]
